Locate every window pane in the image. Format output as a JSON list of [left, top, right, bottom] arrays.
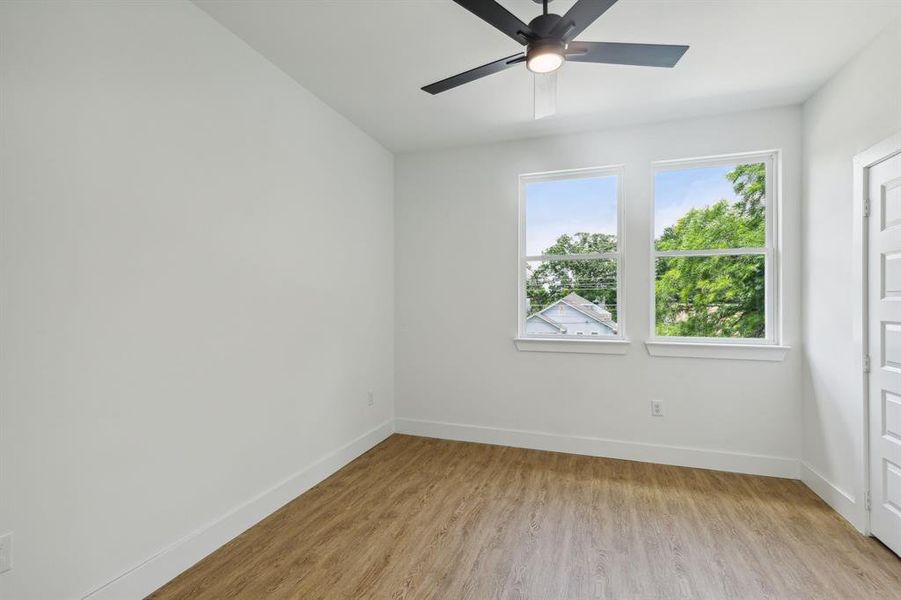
[[654, 162, 765, 251], [525, 259, 618, 336], [655, 254, 765, 338], [525, 175, 618, 256]]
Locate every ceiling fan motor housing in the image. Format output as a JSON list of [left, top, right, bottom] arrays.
[[526, 13, 566, 73], [526, 14, 566, 72], [527, 13, 563, 39]]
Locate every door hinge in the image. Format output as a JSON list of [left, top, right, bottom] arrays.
[[864, 354, 871, 373], [864, 194, 871, 218], [865, 490, 872, 512]]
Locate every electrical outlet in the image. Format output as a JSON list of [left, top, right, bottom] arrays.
[[367, 390, 374, 407], [651, 400, 664, 417], [0, 532, 12, 574]]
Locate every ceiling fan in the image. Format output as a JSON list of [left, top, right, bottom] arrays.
[[421, 0, 689, 119]]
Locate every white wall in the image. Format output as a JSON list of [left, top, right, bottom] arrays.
[[395, 106, 802, 473], [0, 2, 394, 599], [801, 18, 901, 531]]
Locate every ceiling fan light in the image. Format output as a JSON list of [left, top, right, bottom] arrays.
[[527, 51, 563, 73], [526, 40, 565, 74]]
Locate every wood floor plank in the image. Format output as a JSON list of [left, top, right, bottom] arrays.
[[149, 435, 901, 600]]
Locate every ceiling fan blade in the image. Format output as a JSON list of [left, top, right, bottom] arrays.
[[566, 42, 689, 68], [452, 0, 533, 45], [422, 53, 526, 95], [550, 0, 619, 42], [533, 72, 557, 120]]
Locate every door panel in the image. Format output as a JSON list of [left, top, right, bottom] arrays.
[[884, 391, 901, 443], [883, 178, 901, 230], [883, 252, 901, 297], [886, 460, 901, 515], [869, 152, 901, 556], [883, 322, 901, 370]]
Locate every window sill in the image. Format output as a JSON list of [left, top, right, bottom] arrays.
[[514, 337, 631, 355], [644, 340, 790, 361]]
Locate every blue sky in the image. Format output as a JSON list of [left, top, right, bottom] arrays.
[[525, 175, 617, 256], [525, 166, 739, 255], [654, 165, 739, 237]]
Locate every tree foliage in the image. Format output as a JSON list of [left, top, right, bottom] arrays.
[[654, 253, 765, 337], [727, 163, 766, 217], [655, 162, 766, 338]]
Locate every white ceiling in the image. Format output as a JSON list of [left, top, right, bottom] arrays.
[[195, 0, 901, 152]]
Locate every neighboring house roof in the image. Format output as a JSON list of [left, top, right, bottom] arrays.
[[526, 312, 565, 333], [527, 292, 617, 333]]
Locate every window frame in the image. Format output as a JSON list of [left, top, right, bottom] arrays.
[[517, 165, 627, 345], [648, 150, 780, 347]]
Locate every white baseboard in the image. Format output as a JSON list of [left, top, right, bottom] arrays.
[[800, 462, 865, 533], [395, 418, 799, 479], [82, 419, 395, 600]]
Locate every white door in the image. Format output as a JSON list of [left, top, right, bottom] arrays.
[[869, 151, 901, 555]]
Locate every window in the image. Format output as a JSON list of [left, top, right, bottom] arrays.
[[651, 152, 778, 344], [518, 167, 624, 342]]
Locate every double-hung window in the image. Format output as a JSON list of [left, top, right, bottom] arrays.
[[517, 166, 624, 346], [651, 151, 779, 345]]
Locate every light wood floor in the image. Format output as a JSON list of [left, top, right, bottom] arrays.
[[150, 434, 901, 599]]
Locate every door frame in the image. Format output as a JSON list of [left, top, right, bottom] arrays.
[[854, 131, 901, 535]]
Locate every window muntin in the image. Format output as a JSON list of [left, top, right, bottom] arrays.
[[652, 153, 777, 343], [519, 168, 623, 340]]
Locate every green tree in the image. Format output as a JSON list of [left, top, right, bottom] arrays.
[[727, 163, 766, 218], [655, 162, 766, 338], [526, 232, 617, 319]]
